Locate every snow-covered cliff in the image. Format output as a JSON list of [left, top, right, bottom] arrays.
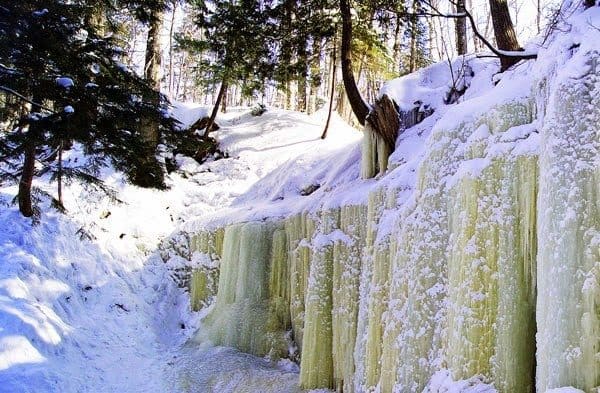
[[177, 7, 600, 393]]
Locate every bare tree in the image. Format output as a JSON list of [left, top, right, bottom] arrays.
[[455, 0, 468, 54], [488, 0, 521, 70]]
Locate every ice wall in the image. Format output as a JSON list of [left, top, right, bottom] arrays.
[[183, 45, 599, 393], [186, 98, 542, 393]]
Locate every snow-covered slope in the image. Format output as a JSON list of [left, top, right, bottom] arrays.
[[0, 107, 359, 392]]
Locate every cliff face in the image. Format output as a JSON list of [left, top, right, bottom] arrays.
[[180, 9, 600, 393]]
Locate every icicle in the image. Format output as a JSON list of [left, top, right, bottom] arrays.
[[269, 228, 291, 331], [299, 209, 340, 390], [332, 205, 368, 392], [194, 222, 289, 358], [361, 125, 391, 179], [285, 212, 316, 351], [353, 187, 395, 392], [446, 157, 537, 392]]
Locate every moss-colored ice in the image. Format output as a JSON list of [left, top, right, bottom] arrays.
[[446, 156, 537, 393], [361, 125, 392, 179], [299, 209, 339, 390], [194, 222, 289, 358], [189, 229, 224, 311]]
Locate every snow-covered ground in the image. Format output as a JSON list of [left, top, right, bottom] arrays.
[[0, 106, 359, 392]]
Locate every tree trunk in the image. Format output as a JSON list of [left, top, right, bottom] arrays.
[[280, 0, 294, 110], [535, 0, 541, 33], [489, 0, 521, 71], [143, 7, 164, 143], [168, 2, 177, 97], [134, 7, 165, 187], [408, 0, 420, 73], [392, 13, 403, 75], [309, 37, 322, 114], [145, 9, 163, 92], [221, 85, 228, 113], [339, 0, 369, 125], [57, 140, 63, 207], [18, 126, 37, 217], [86, 6, 107, 36], [204, 80, 227, 138], [367, 95, 400, 152], [285, 81, 292, 110], [321, 40, 337, 140], [296, 36, 308, 113], [455, 0, 468, 55]]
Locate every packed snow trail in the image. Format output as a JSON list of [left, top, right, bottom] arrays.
[[0, 106, 360, 393]]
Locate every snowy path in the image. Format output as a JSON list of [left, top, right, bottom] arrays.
[[0, 107, 359, 392]]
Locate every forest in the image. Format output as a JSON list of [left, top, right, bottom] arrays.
[[0, 0, 560, 218], [0, 1, 598, 393]]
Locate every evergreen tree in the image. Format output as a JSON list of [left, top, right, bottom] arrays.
[[184, 0, 276, 135], [0, 1, 175, 218], [272, 0, 337, 111]]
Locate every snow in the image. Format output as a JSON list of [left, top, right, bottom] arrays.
[[56, 77, 74, 89], [0, 105, 360, 392], [170, 102, 209, 130], [32, 9, 49, 17], [423, 370, 496, 392]]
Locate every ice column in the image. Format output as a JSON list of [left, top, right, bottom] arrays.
[[332, 205, 368, 392], [195, 222, 289, 358], [285, 213, 316, 350], [446, 157, 537, 393], [300, 209, 340, 389], [536, 56, 600, 392]]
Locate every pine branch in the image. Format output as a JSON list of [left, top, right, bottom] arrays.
[[0, 85, 56, 113]]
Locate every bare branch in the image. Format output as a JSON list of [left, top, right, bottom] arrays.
[[376, 0, 538, 64], [426, 0, 537, 61], [0, 85, 56, 113]]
